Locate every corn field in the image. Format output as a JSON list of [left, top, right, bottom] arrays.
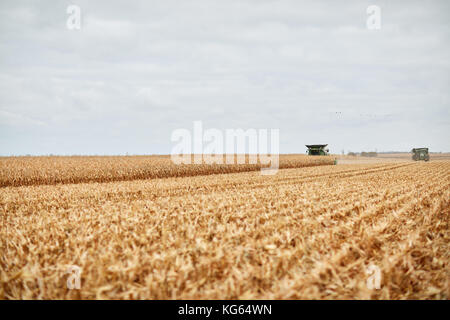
[[0, 155, 333, 187], [0, 157, 449, 299]]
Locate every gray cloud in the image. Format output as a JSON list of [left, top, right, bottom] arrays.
[[0, 0, 449, 155]]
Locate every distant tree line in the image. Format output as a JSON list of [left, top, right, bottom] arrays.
[[361, 151, 378, 157], [347, 151, 378, 157]]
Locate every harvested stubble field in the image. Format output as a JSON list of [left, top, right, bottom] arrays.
[[377, 153, 450, 160], [337, 153, 450, 165], [0, 156, 449, 299]]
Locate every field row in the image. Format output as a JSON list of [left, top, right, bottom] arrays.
[[1, 161, 448, 299], [0, 155, 334, 187]]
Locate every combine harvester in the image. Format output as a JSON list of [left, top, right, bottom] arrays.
[[411, 148, 430, 161]]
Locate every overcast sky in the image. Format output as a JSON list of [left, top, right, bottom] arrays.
[[0, 0, 449, 155]]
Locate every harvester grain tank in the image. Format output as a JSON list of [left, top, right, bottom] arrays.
[[411, 148, 429, 161], [306, 144, 329, 156]]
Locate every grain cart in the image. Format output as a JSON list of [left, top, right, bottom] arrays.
[[411, 148, 429, 161], [306, 144, 329, 156]]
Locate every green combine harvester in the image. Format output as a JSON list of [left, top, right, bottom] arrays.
[[411, 148, 429, 161], [306, 144, 329, 156]]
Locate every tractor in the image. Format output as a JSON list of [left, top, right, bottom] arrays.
[[306, 144, 329, 156], [411, 148, 429, 161]]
